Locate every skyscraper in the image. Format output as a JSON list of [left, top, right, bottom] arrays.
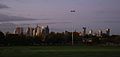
[[42, 25, 49, 35], [33, 28, 36, 36], [14, 27, 23, 35], [82, 27, 86, 36], [98, 30, 103, 36], [88, 30, 93, 35], [26, 27, 34, 36], [25, 25, 50, 36], [36, 25, 43, 36], [106, 29, 110, 36]]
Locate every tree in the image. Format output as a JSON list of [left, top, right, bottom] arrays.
[[0, 31, 5, 46], [0, 31, 5, 39]]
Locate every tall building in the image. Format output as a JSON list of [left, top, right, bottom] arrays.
[[33, 28, 36, 36], [106, 29, 110, 36], [26, 27, 34, 36], [88, 30, 93, 35], [42, 25, 49, 35], [35, 25, 43, 36], [82, 27, 86, 36], [25, 25, 50, 36], [98, 30, 103, 36], [14, 27, 23, 35]]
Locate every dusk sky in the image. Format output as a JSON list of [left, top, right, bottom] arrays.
[[0, 0, 120, 34]]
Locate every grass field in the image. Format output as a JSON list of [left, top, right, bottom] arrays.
[[0, 46, 120, 57]]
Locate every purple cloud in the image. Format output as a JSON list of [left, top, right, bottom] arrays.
[[0, 4, 9, 9]]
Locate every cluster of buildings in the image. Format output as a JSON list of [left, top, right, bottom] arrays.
[[80, 27, 111, 37], [14, 25, 49, 36], [14, 25, 110, 37]]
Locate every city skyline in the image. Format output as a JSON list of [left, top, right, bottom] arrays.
[[13, 25, 110, 37], [0, 0, 120, 34]]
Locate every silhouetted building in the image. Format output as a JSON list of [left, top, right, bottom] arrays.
[[35, 25, 43, 36], [32, 25, 49, 36], [88, 30, 93, 35], [106, 29, 110, 36], [42, 26, 49, 41], [26, 27, 34, 36], [14, 27, 23, 35], [98, 30, 103, 36], [33, 29, 36, 36], [82, 27, 86, 36], [42, 25, 49, 35]]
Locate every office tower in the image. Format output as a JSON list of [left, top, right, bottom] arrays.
[[98, 30, 103, 36], [42, 25, 49, 35], [88, 30, 93, 35], [14, 27, 23, 35], [33, 29, 36, 36], [32, 25, 49, 36], [36, 25, 42, 36], [106, 29, 110, 36], [82, 27, 86, 36], [26, 27, 34, 36]]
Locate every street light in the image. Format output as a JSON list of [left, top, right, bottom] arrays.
[[72, 25, 74, 45], [70, 10, 76, 45]]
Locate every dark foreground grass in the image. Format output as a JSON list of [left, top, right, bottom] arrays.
[[0, 46, 120, 57]]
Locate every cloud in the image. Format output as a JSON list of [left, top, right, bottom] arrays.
[[95, 10, 120, 15], [93, 9, 120, 20], [0, 4, 9, 9], [95, 20, 120, 23], [0, 14, 36, 22]]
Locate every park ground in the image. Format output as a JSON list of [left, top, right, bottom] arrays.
[[0, 46, 120, 57]]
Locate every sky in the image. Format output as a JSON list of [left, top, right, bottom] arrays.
[[0, 0, 120, 34]]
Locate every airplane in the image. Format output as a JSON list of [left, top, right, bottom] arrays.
[[70, 10, 76, 12]]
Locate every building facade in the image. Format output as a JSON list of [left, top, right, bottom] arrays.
[[14, 27, 23, 35]]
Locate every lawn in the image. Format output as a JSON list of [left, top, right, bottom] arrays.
[[0, 46, 120, 57]]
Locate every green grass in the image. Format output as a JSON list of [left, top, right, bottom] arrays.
[[0, 46, 120, 57]]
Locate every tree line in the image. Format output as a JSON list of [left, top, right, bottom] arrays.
[[0, 31, 120, 46]]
